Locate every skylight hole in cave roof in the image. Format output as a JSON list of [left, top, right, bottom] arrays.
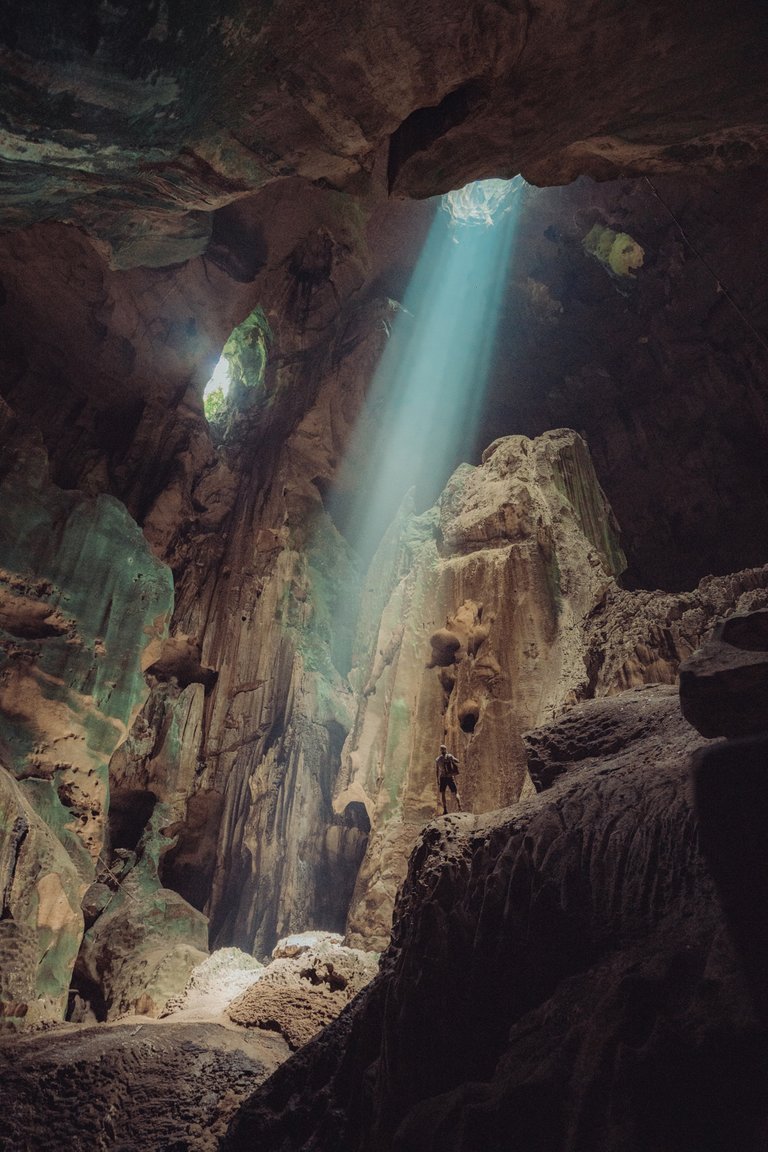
[[202, 306, 271, 422], [442, 175, 526, 228], [204, 354, 232, 400]]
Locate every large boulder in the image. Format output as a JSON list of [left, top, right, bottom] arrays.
[[680, 608, 768, 738], [226, 932, 379, 1050]]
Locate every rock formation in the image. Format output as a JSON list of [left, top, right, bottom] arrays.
[[0, 933, 379, 1149], [0, 400, 178, 1024], [338, 428, 626, 950], [223, 681, 768, 1151], [0, 3, 767, 1145], [0, 0, 766, 264]]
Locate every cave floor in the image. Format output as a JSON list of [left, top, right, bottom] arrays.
[[0, 1014, 290, 1151]]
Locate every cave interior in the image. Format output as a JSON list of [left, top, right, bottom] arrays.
[[1, 2, 768, 1149]]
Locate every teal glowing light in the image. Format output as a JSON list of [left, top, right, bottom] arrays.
[[332, 177, 525, 561]]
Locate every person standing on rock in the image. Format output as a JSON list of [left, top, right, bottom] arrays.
[[436, 743, 462, 815]]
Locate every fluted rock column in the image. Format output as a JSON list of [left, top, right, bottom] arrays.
[[338, 429, 625, 949]]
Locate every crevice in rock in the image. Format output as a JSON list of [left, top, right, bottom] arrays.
[[387, 81, 485, 192], [107, 789, 158, 856]]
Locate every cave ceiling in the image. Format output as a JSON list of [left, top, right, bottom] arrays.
[[0, 0, 766, 267]]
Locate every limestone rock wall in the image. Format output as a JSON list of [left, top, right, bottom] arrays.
[[0, 402, 177, 1021], [338, 429, 625, 950], [0, 766, 83, 1026]]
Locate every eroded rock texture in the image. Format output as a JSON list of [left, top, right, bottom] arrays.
[[224, 685, 768, 1152], [338, 428, 625, 950], [0, 1020, 289, 1152]]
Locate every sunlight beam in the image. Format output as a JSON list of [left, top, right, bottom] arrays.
[[332, 178, 526, 562]]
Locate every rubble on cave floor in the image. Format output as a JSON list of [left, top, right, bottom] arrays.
[[0, 933, 380, 1151]]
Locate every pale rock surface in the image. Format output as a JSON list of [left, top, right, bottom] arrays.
[[163, 947, 266, 1020], [226, 933, 379, 1049], [339, 429, 625, 949]]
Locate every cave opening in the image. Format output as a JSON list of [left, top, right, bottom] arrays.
[[202, 305, 271, 425], [107, 788, 158, 856]]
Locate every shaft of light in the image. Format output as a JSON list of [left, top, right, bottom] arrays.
[[334, 182, 523, 563]]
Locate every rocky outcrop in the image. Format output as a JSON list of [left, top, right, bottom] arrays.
[[583, 566, 768, 696], [224, 684, 765, 1151], [73, 807, 209, 1020], [226, 931, 378, 1049], [681, 608, 768, 1029], [0, 933, 378, 1149], [0, 415, 173, 868], [0, 766, 83, 1027], [338, 428, 625, 950], [680, 608, 768, 738]]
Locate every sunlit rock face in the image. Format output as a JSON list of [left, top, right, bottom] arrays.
[[124, 280, 391, 959], [338, 429, 625, 950]]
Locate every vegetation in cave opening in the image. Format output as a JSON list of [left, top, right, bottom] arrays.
[[583, 223, 645, 279], [203, 305, 272, 423]]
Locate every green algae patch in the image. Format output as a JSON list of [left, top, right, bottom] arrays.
[[583, 224, 645, 277]]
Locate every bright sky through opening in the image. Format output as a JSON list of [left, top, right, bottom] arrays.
[[204, 354, 231, 398], [333, 177, 525, 563]]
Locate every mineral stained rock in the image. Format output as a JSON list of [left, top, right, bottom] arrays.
[[338, 428, 625, 949], [224, 685, 767, 1152], [0, 404, 174, 1023], [0, 411, 173, 868], [0, 766, 83, 1026]]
